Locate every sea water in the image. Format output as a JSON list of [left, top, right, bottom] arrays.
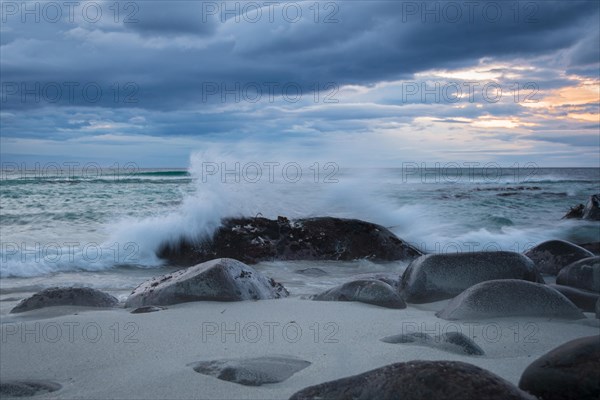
[[1, 155, 598, 312]]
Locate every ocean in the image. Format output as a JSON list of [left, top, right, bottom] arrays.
[[1, 158, 599, 314]]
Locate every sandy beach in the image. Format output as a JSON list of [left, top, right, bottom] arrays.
[[1, 295, 598, 399]]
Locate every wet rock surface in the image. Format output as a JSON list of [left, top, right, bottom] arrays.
[[381, 331, 484, 355], [157, 216, 422, 266], [556, 256, 600, 293], [312, 279, 406, 309], [524, 240, 594, 275], [0, 380, 62, 397]]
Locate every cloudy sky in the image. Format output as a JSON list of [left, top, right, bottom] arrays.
[[1, 0, 599, 167]]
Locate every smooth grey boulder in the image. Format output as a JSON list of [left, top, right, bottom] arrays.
[[189, 356, 310, 386], [312, 279, 406, 309], [10, 287, 118, 313], [289, 360, 534, 400], [436, 280, 585, 320], [519, 335, 600, 400], [578, 241, 600, 255], [130, 305, 166, 314], [556, 257, 600, 293], [548, 284, 599, 312], [400, 251, 543, 303], [0, 380, 62, 397], [524, 240, 594, 275], [583, 194, 600, 220], [350, 273, 400, 289], [381, 331, 484, 356], [125, 258, 288, 308], [158, 216, 422, 266]]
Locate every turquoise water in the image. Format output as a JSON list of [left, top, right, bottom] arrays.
[[1, 162, 598, 306]]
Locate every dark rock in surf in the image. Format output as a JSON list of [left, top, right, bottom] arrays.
[[125, 258, 288, 308], [312, 279, 406, 309], [289, 360, 534, 400], [583, 194, 600, 220], [578, 242, 600, 255], [436, 279, 585, 320], [524, 240, 594, 275], [295, 268, 328, 277], [399, 251, 543, 303], [189, 356, 310, 386], [548, 284, 599, 312], [10, 287, 118, 314], [157, 216, 422, 266], [556, 256, 600, 293], [0, 380, 62, 397], [519, 335, 600, 400], [563, 204, 584, 219], [381, 331, 484, 356], [349, 272, 400, 289]]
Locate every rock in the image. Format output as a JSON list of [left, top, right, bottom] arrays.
[[189, 356, 310, 386], [399, 251, 543, 303], [349, 273, 400, 289], [519, 335, 600, 400], [524, 240, 594, 275], [596, 297, 600, 319], [381, 331, 484, 356], [548, 284, 599, 312], [436, 279, 585, 320], [295, 268, 328, 277], [10, 287, 118, 314], [583, 194, 600, 220], [578, 242, 600, 255], [563, 204, 584, 219], [157, 216, 422, 266], [125, 258, 288, 308], [556, 257, 600, 293], [312, 279, 406, 309], [289, 360, 534, 400], [0, 380, 62, 397], [130, 305, 166, 314]]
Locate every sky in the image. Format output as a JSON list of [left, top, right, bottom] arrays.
[[1, 0, 599, 168]]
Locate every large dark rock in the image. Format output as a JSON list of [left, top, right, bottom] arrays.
[[289, 360, 534, 400], [578, 242, 600, 255], [556, 257, 600, 293], [563, 204, 584, 219], [381, 331, 484, 356], [519, 335, 600, 400], [436, 279, 585, 320], [524, 240, 594, 275], [312, 279, 406, 309], [583, 194, 600, 220], [399, 251, 543, 303], [596, 297, 600, 319], [124, 258, 288, 308], [157, 216, 422, 266], [548, 284, 599, 312], [10, 287, 118, 314], [189, 356, 310, 386], [0, 380, 62, 397]]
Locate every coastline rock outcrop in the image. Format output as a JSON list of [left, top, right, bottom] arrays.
[[10, 287, 118, 314], [524, 240, 594, 275]]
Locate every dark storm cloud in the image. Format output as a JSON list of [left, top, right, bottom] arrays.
[[1, 0, 598, 114]]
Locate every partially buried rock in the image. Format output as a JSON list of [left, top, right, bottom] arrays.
[[189, 356, 310, 386], [130, 305, 166, 314], [524, 240, 594, 275], [436, 279, 585, 320], [125, 258, 288, 308], [10, 287, 118, 314], [578, 241, 600, 255], [548, 284, 599, 312], [381, 331, 484, 356], [0, 380, 62, 397], [399, 251, 543, 303], [157, 216, 422, 266], [519, 335, 600, 400], [312, 279, 406, 309], [289, 360, 534, 400], [556, 256, 600, 293]]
